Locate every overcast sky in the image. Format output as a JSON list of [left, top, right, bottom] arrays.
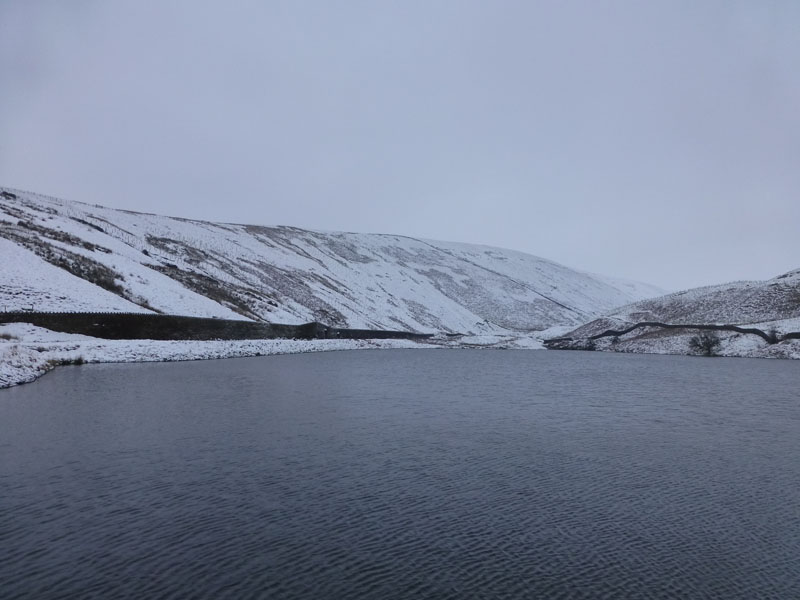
[[1, 1, 798, 291]]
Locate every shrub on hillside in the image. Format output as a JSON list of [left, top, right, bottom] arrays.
[[688, 331, 722, 357]]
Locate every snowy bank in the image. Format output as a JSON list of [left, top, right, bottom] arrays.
[[0, 323, 544, 389], [575, 327, 800, 360]]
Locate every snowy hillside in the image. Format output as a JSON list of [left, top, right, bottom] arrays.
[[0, 186, 663, 334], [552, 271, 800, 359], [565, 270, 800, 337]]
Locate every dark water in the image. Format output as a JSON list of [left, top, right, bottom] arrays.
[[1, 350, 799, 599]]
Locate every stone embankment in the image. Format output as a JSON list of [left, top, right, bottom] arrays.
[[0, 312, 433, 342]]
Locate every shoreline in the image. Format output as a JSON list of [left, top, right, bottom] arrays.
[[5, 323, 797, 391], [0, 323, 545, 389]]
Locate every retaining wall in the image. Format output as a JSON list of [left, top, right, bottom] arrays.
[[0, 312, 433, 342]]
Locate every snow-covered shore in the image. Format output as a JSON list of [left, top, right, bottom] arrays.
[[0, 323, 544, 389], [579, 325, 800, 360], [3, 320, 798, 390]]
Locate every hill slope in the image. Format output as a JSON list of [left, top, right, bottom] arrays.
[[0, 186, 663, 334], [551, 272, 800, 358]]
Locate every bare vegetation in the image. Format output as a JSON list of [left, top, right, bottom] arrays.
[[17, 219, 110, 253], [0, 221, 125, 296], [46, 356, 85, 367], [688, 332, 722, 356], [152, 264, 270, 320]]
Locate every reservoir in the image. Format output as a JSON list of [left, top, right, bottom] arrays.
[[1, 350, 799, 599]]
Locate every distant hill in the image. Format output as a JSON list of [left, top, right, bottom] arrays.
[[550, 272, 800, 359], [0, 186, 663, 334]]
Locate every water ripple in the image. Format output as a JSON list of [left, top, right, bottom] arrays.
[[1, 350, 799, 599]]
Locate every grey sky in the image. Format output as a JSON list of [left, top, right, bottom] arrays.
[[1, 1, 798, 291]]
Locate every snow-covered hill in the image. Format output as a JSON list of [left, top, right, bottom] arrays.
[[0, 186, 663, 334], [553, 271, 800, 359]]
